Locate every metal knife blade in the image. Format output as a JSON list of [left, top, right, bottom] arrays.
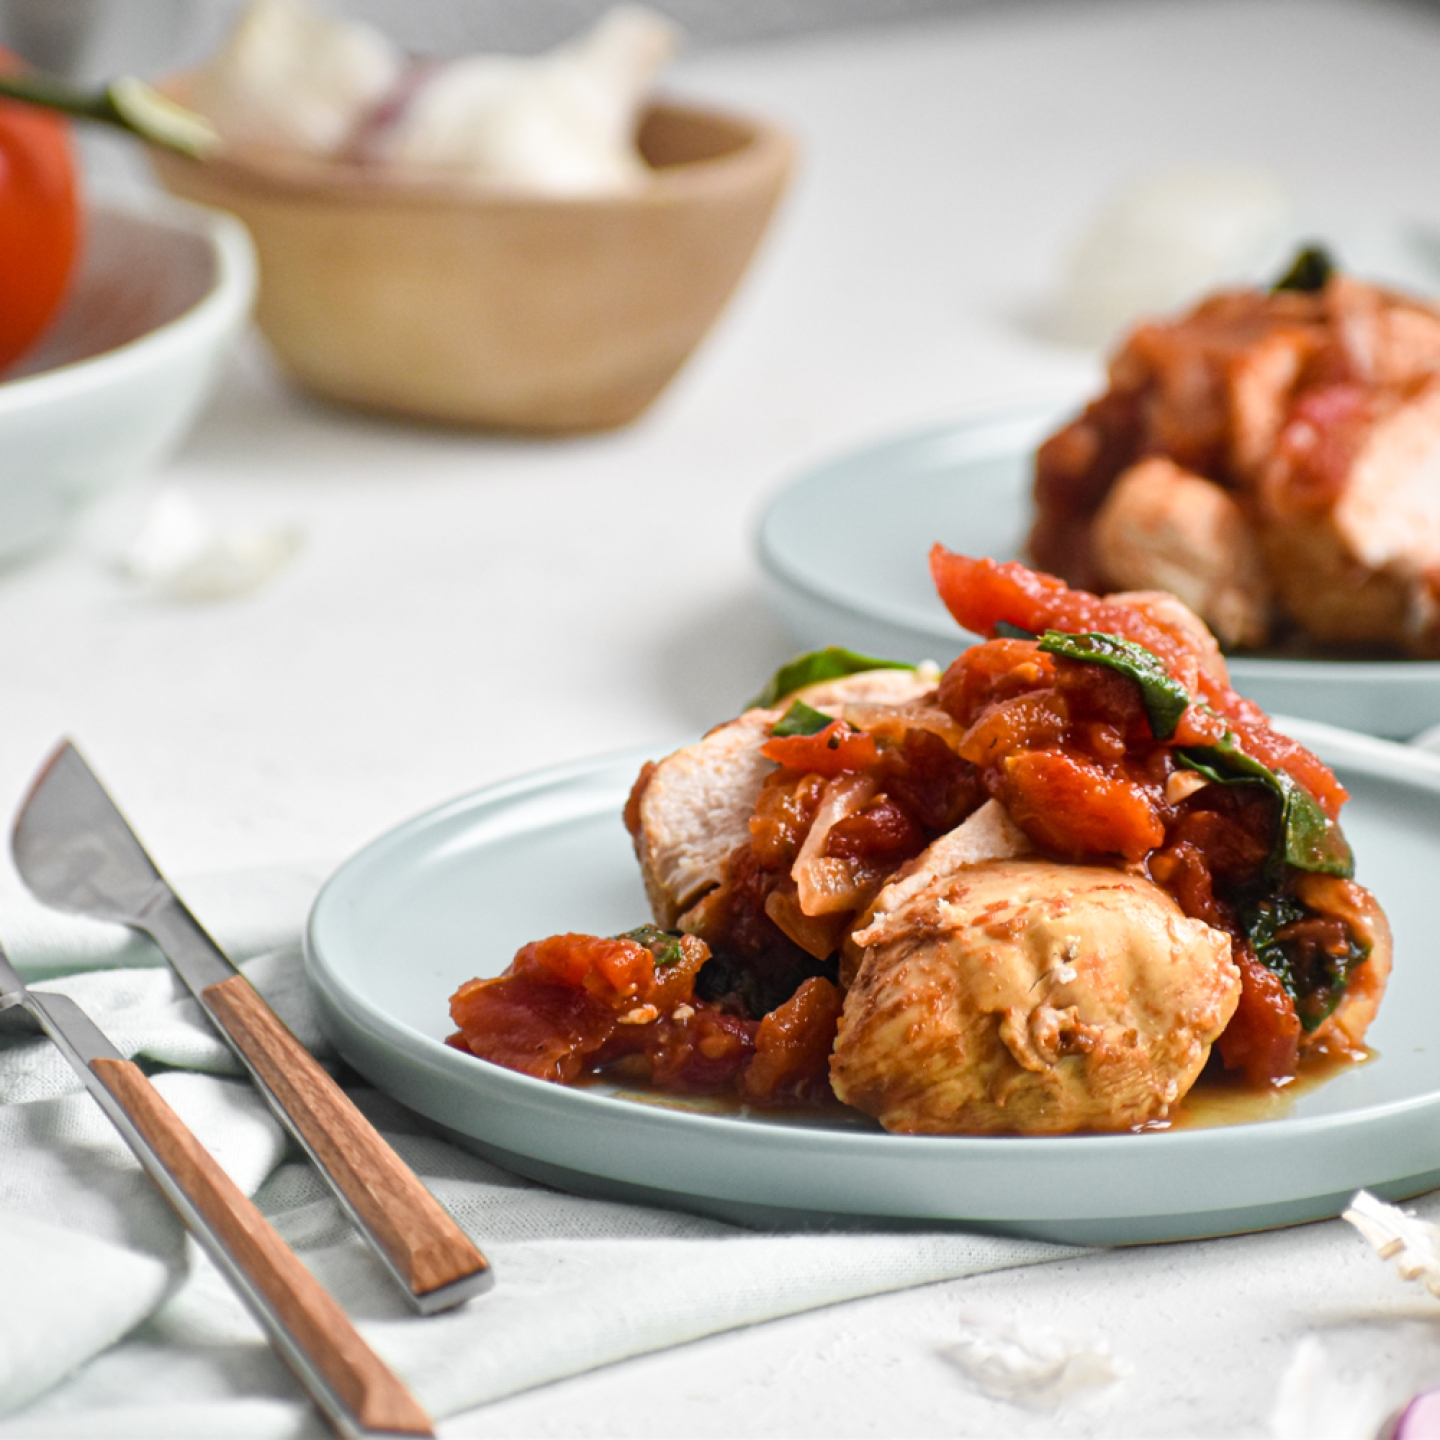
[[0, 947, 434, 1440], [11, 741, 177, 929], [11, 740, 492, 1314]]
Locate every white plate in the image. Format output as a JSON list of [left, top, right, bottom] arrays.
[[756, 401, 1440, 740], [306, 723, 1440, 1245]]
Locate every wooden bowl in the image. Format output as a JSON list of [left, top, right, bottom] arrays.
[[148, 100, 794, 432]]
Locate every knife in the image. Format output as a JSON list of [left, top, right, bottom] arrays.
[[11, 740, 491, 1315], [0, 947, 434, 1440]]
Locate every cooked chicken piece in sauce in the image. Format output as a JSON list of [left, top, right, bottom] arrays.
[[1033, 268, 1440, 654], [1258, 376, 1440, 648], [627, 666, 938, 929], [1092, 457, 1272, 649], [838, 797, 1031, 987], [831, 858, 1241, 1134]]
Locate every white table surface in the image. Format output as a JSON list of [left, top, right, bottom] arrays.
[[14, 0, 1440, 1433]]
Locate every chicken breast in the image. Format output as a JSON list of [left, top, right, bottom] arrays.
[[1032, 271, 1440, 655], [629, 666, 938, 929], [1092, 457, 1272, 649], [831, 859, 1241, 1134], [1257, 376, 1440, 650], [839, 798, 1032, 988]]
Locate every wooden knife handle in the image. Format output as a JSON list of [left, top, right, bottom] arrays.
[[91, 1057, 433, 1438], [201, 973, 488, 1304]]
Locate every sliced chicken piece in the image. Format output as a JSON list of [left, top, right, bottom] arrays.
[[629, 707, 777, 929], [628, 667, 938, 929], [1226, 324, 1316, 479], [1258, 376, 1440, 650], [1326, 276, 1440, 389], [1329, 380, 1440, 571], [831, 859, 1240, 1134], [1092, 457, 1273, 649]]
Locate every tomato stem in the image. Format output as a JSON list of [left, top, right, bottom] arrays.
[[0, 72, 218, 159]]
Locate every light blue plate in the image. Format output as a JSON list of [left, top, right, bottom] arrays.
[[756, 401, 1440, 739], [306, 723, 1440, 1245]]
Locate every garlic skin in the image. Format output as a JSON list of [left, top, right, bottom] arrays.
[[123, 488, 304, 603], [368, 7, 680, 195], [941, 1310, 1122, 1409], [187, 0, 404, 155]]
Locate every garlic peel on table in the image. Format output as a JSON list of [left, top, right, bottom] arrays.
[[122, 488, 303, 603], [187, 0, 679, 195], [1343, 1188, 1440, 1294]]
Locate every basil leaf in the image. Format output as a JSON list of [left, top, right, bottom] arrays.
[[993, 620, 1038, 640], [750, 647, 914, 709], [1271, 244, 1335, 294], [1243, 895, 1369, 1032], [1037, 630, 1191, 740], [1176, 733, 1354, 878], [619, 924, 687, 968], [771, 699, 835, 738]]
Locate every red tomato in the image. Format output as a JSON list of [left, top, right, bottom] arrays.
[[0, 52, 78, 373]]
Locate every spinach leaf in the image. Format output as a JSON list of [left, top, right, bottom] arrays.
[[693, 946, 839, 1019], [770, 699, 835, 738], [1243, 895, 1369, 1032], [1038, 629, 1191, 739], [1271, 244, 1335, 294], [1176, 733, 1354, 878], [993, 620, 1038, 640], [750, 647, 914, 709], [618, 924, 687, 968]]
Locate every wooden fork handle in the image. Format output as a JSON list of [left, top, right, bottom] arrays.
[[200, 972, 490, 1310], [91, 1057, 433, 1439]]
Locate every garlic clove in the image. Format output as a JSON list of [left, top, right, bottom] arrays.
[[367, 5, 679, 195]]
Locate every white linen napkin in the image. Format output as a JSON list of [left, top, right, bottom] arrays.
[[0, 869, 1079, 1436]]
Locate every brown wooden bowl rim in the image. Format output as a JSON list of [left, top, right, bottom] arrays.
[[152, 83, 794, 211]]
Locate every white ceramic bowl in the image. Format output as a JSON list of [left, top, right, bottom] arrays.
[[0, 194, 255, 559]]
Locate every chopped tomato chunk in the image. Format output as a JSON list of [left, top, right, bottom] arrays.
[[929, 547, 1347, 818], [448, 973, 616, 1084], [744, 976, 843, 1102], [1000, 748, 1165, 862], [761, 720, 879, 776], [1216, 952, 1302, 1086]]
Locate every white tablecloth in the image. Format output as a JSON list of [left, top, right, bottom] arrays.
[[0, 883, 1077, 1436], [6, 0, 1440, 1433]]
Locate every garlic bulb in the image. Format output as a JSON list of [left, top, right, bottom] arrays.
[[187, 0, 403, 155], [186, 0, 679, 195], [369, 7, 679, 194]]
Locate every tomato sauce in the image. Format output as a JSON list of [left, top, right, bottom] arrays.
[[448, 929, 843, 1104]]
